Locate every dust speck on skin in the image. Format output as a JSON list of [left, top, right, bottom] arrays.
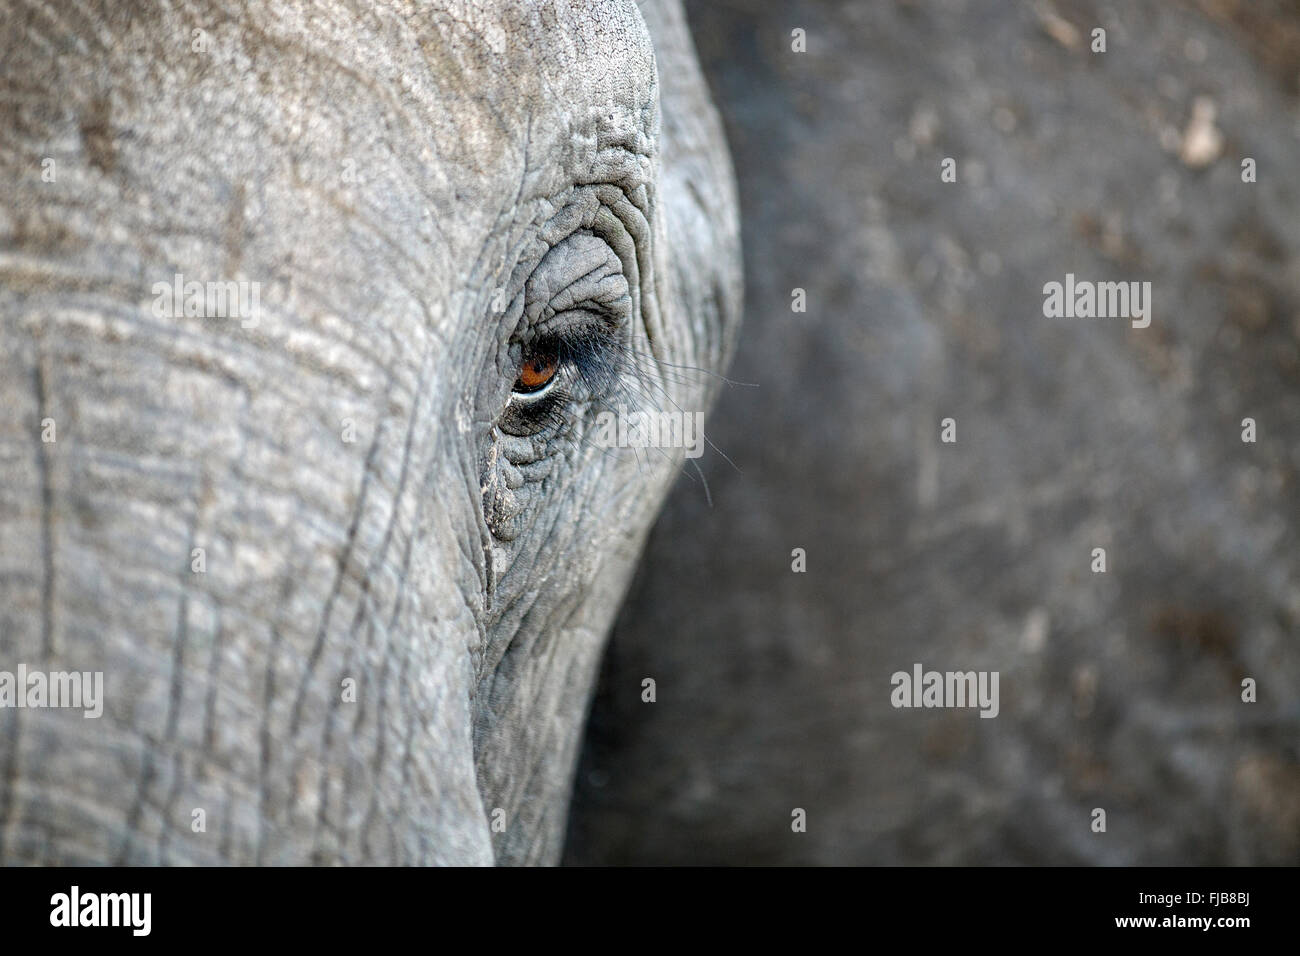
[[1022, 607, 1049, 653], [490, 544, 510, 585], [1179, 96, 1223, 168], [1035, 3, 1081, 51], [293, 761, 321, 817], [909, 105, 940, 146]]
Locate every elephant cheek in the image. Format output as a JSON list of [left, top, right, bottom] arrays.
[[0, 337, 500, 864]]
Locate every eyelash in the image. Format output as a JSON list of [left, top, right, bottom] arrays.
[[509, 320, 628, 424]]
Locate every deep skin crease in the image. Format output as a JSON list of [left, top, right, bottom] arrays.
[[0, 0, 740, 865]]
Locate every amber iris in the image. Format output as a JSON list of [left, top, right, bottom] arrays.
[[516, 350, 558, 392]]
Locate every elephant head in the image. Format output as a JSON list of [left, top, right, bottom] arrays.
[[0, 0, 739, 864]]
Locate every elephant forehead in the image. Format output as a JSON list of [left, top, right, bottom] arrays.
[[0, 0, 660, 338], [228, 0, 660, 244], [416, 0, 658, 116], [409, 0, 660, 199]]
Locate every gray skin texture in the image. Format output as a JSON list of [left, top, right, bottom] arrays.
[[568, 0, 1300, 864], [0, 0, 739, 864]]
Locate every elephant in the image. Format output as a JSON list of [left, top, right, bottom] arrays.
[[0, 0, 740, 865]]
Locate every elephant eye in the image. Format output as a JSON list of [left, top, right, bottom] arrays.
[[514, 345, 559, 395], [501, 318, 627, 437]]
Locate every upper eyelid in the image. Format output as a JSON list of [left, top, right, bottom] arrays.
[[523, 307, 619, 346], [524, 233, 630, 318], [546, 268, 630, 315]]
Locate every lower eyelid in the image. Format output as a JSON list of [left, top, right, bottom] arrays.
[[512, 377, 559, 401]]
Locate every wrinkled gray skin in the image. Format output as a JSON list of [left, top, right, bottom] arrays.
[[0, 0, 739, 864]]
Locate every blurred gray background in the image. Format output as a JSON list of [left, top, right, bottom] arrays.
[[565, 0, 1300, 865]]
